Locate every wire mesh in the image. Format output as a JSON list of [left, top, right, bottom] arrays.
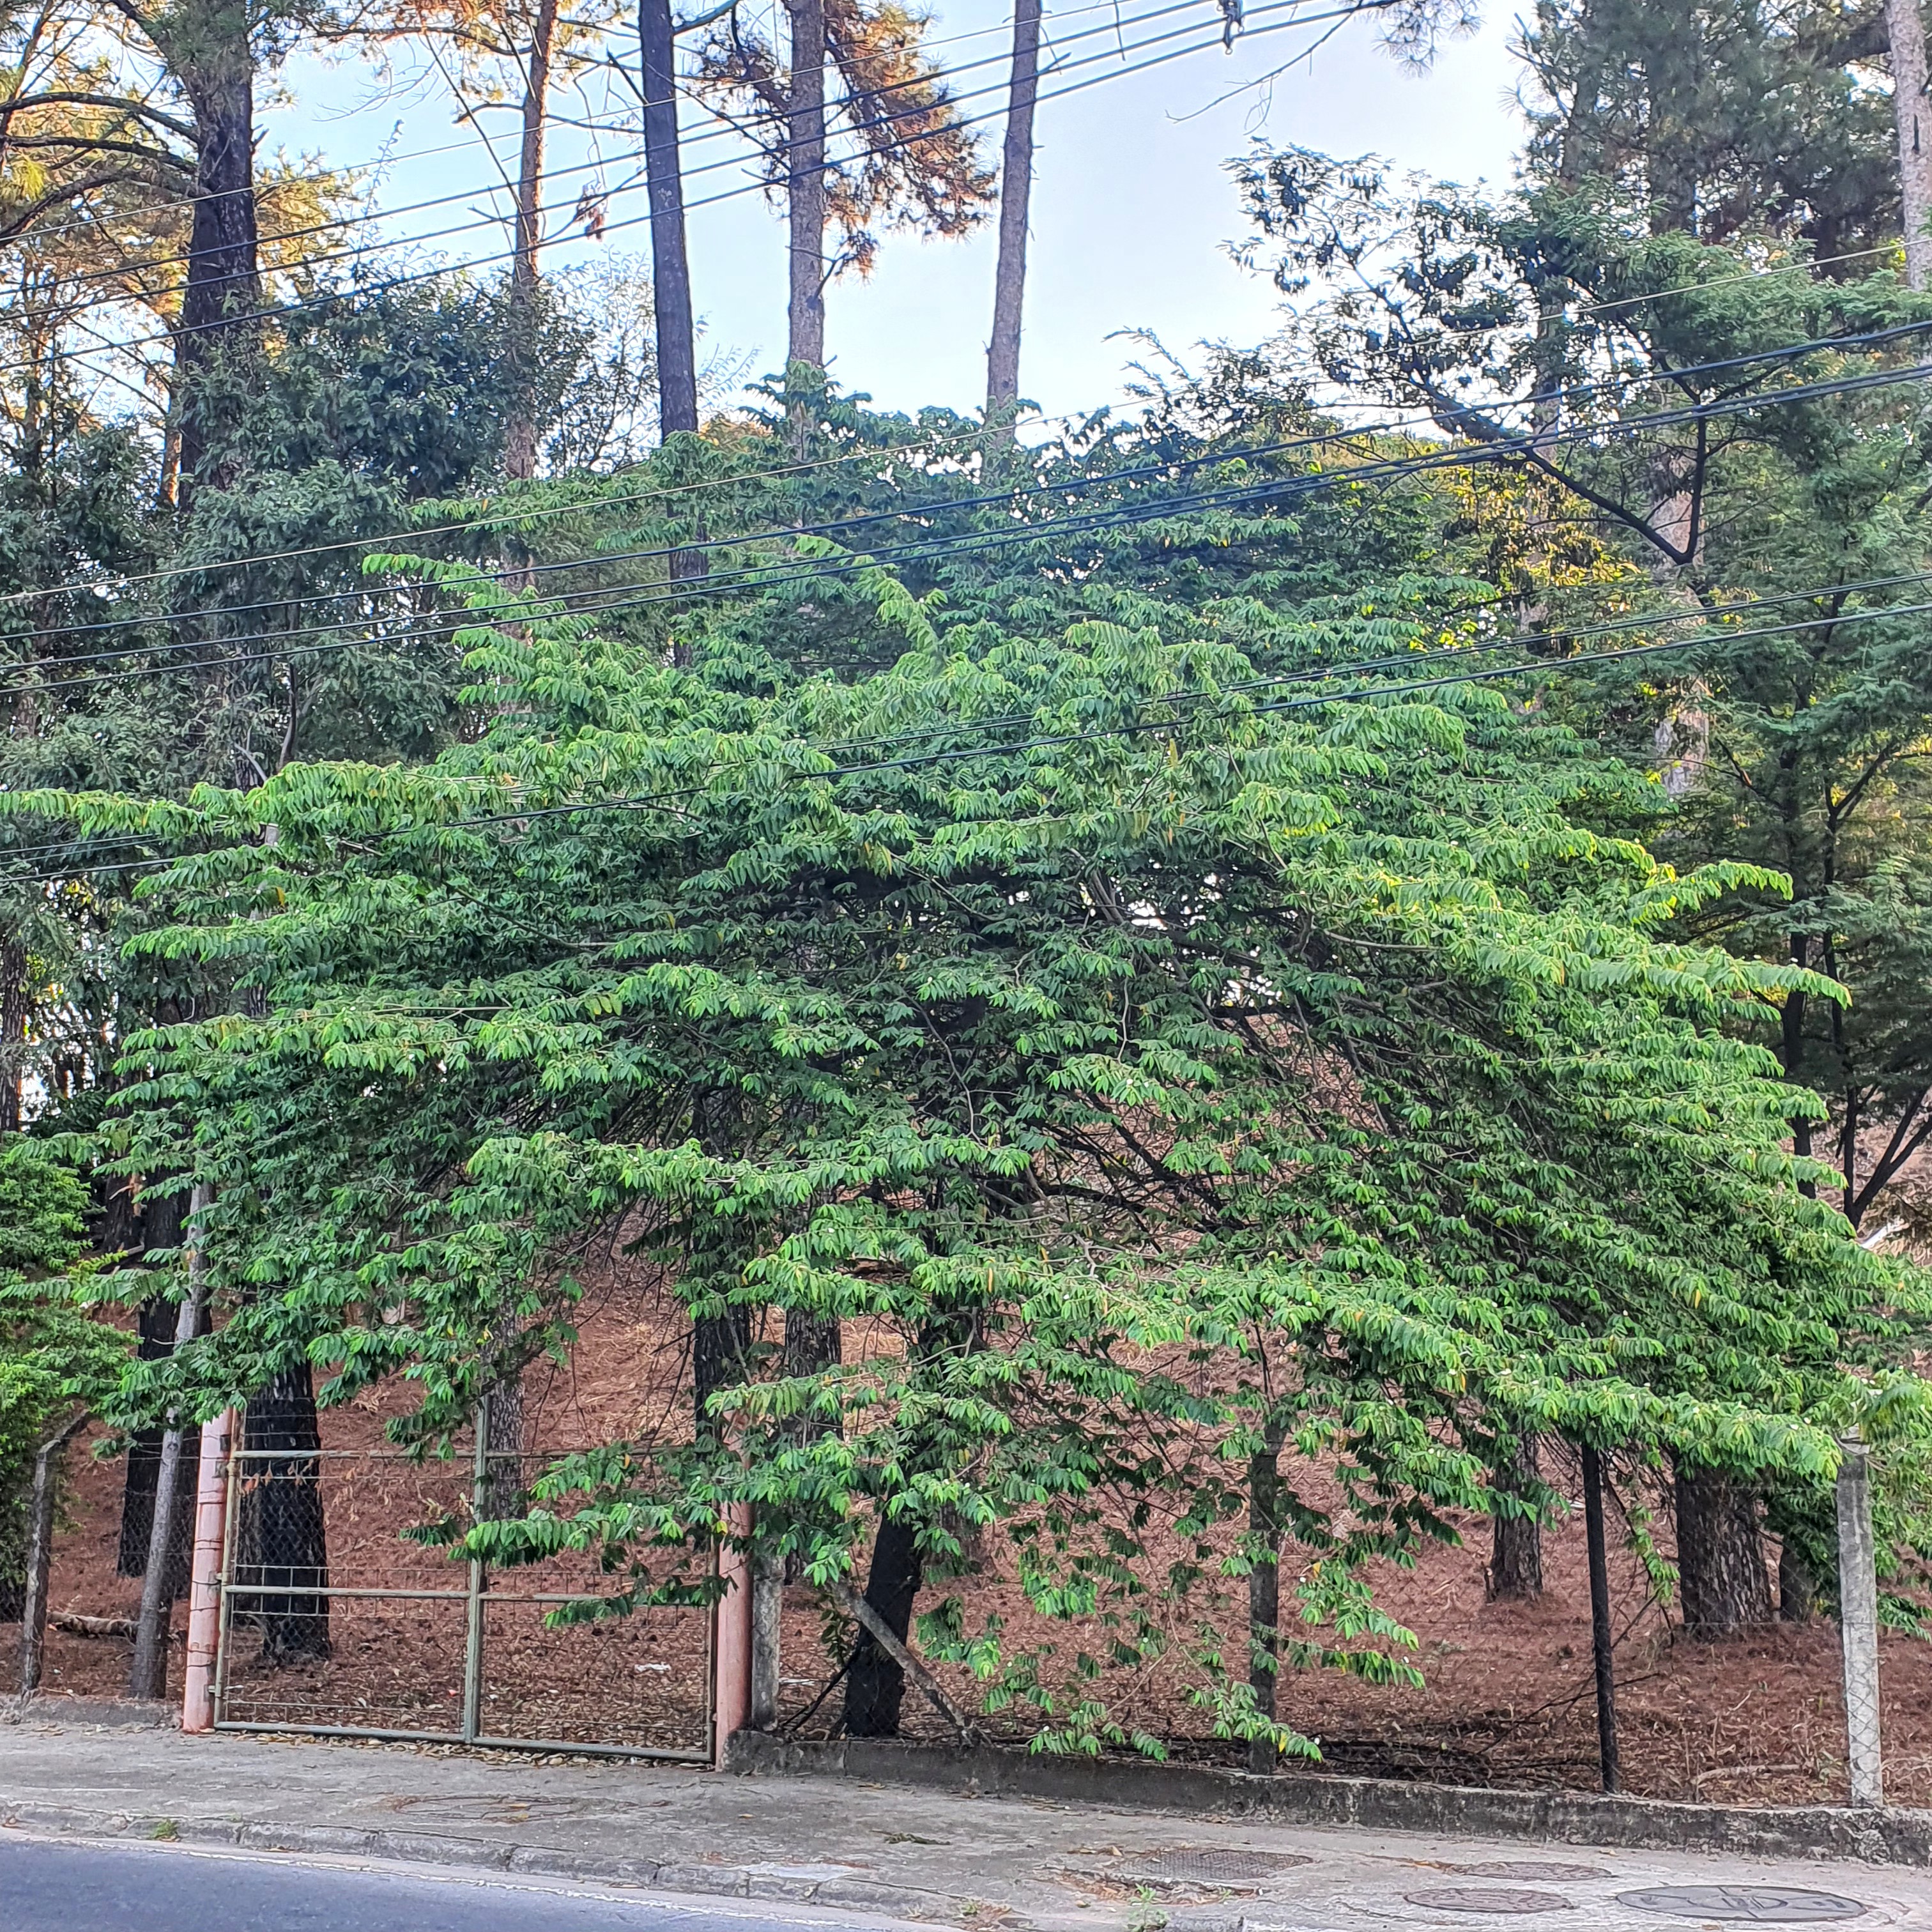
[[477, 1599, 709, 1751], [213, 1423, 711, 1757]]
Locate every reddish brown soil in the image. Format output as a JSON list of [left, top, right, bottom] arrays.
[[9, 1268, 1929, 1807]]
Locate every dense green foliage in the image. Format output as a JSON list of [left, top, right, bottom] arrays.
[[0, 1142, 121, 1607], [29, 447, 1928, 1739], [5, 0, 1932, 1762]]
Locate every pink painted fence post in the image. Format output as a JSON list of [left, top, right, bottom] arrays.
[[181, 1408, 236, 1734], [712, 1501, 753, 1767]]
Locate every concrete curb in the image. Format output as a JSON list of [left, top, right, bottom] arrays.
[[726, 1734, 1932, 1866], [0, 1696, 172, 1729], [0, 1795, 972, 1920]]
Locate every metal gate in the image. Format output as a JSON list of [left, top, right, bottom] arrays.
[[210, 1418, 712, 1759]]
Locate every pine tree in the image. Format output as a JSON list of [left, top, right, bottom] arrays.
[[691, 0, 993, 388]]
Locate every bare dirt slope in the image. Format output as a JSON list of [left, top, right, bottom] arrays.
[[7, 1279, 1925, 1808]]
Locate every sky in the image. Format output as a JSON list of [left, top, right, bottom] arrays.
[[269, 0, 1529, 425]]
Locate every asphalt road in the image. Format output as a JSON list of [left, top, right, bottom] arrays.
[[0, 1835, 910, 1932]]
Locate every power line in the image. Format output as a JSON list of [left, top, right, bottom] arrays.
[[0, 1, 1390, 385], [275, 592, 1932, 829], [38, 0, 1230, 305], [9, 374, 1932, 709], [463, 565, 1932, 786], [5, 0, 1255, 352], [8, 584, 1923, 885], [6, 352, 1930, 707], [0, 571, 1894, 871], [4, 337, 1929, 678], [0, 250, 1869, 625], [5, 118, 1919, 609], [1567, 244, 1902, 321], [0, 125, 521, 258], [0, 411, 1073, 615], [0, 0, 1218, 263]]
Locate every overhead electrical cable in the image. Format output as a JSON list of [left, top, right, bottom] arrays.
[[0, 0, 1227, 261], [27, 238, 1919, 617], [43, 0, 1234, 304], [0, 0, 1427, 385], [2, 338, 1928, 679], [8, 588, 1928, 887]]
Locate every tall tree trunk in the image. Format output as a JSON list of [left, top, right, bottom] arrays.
[[1887, 0, 1932, 289], [172, 19, 261, 507], [238, 1365, 330, 1660], [1675, 1462, 1772, 1639], [0, 933, 26, 1134], [1779, 1540, 1820, 1621], [117, 1188, 195, 1589], [641, 0, 700, 438], [690, 1084, 753, 1439], [785, 1310, 841, 1386], [130, 1183, 212, 1701], [480, 1375, 527, 1521], [1642, 19, 1703, 238], [780, 1306, 841, 1593], [1246, 1427, 1284, 1773], [784, 0, 827, 396], [842, 1512, 921, 1736], [694, 1306, 751, 1438], [1489, 1435, 1544, 1600], [1783, 934, 1818, 1197], [504, 0, 561, 483], [985, 0, 1041, 445]]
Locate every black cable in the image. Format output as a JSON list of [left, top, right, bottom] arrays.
[[7, 332, 1931, 672], [0, 0, 1332, 383], [433, 593, 1932, 834], [43, 0, 1230, 304], [8, 240, 1915, 617], [6, 585, 1922, 883], [0, 0, 1208, 259]]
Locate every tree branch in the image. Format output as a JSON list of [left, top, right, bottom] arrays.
[[1850, 1087, 1932, 1224], [0, 89, 195, 143], [0, 166, 153, 238], [827, 1576, 979, 1745]]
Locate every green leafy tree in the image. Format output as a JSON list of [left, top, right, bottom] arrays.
[[1226, 139, 1932, 1627], [0, 1141, 120, 1618], [1515, 0, 1896, 256], [39, 445, 1929, 1742]]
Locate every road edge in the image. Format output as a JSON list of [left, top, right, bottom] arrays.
[[0, 1798, 968, 1919]]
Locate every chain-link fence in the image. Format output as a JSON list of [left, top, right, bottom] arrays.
[[211, 1414, 712, 1758]]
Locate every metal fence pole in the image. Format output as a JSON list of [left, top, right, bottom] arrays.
[[1580, 1444, 1620, 1793], [1837, 1430, 1883, 1806], [462, 1401, 488, 1743], [201, 1434, 712, 1759]]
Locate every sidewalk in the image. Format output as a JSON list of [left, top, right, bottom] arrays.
[[4, 1714, 1932, 1932]]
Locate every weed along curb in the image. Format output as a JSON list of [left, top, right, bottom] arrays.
[[0, 1795, 971, 1918], [725, 1733, 1932, 1866]]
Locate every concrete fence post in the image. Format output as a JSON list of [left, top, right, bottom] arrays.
[[714, 1500, 753, 1767], [181, 1408, 236, 1734], [1836, 1430, 1883, 1807], [749, 1536, 782, 1731]]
